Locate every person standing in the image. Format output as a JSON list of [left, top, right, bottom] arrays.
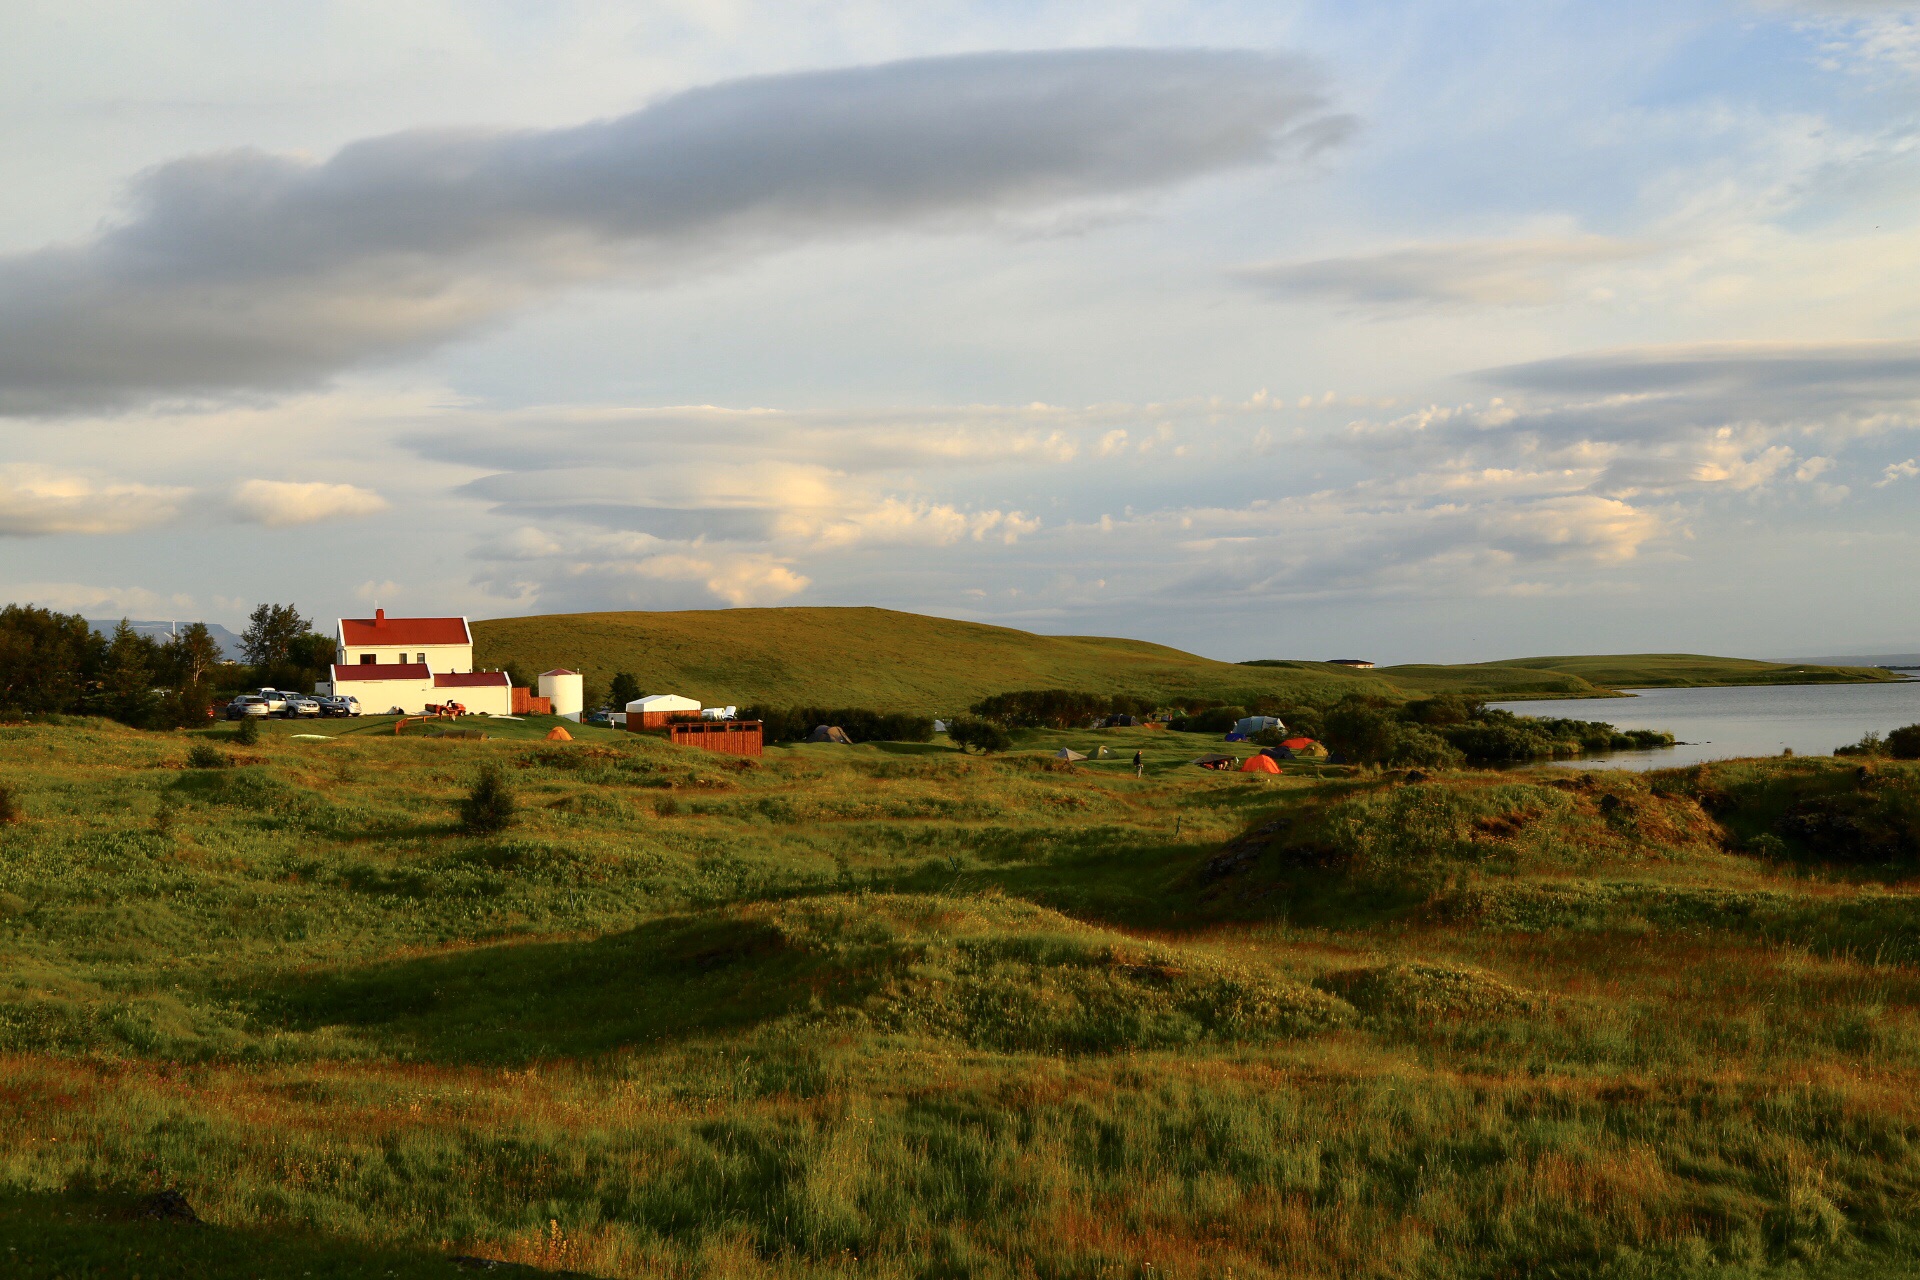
[[1133, 749, 1144, 779]]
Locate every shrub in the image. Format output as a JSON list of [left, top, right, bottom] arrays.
[[185, 742, 227, 770], [742, 706, 935, 744], [1837, 731, 1885, 757], [0, 784, 17, 825], [947, 716, 1012, 754], [459, 765, 516, 835], [1888, 724, 1920, 760], [232, 716, 260, 746], [969, 690, 1156, 730]]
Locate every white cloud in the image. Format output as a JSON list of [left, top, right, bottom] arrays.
[[230, 479, 389, 526], [0, 467, 187, 536], [8, 582, 196, 616], [1876, 458, 1920, 486]]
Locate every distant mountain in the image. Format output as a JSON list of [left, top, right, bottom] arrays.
[[87, 619, 247, 661]]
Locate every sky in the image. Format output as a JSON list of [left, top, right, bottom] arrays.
[[5, 0, 1920, 664]]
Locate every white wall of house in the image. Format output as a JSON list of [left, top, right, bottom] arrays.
[[333, 674, 439, 715], [335, 641, 473, 672], [440, 681, 512, 716]]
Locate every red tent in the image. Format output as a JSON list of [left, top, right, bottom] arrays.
[[1239, 753, 1281, 773]]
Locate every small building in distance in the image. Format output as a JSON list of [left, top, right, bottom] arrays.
[[1326, 659, 1376, 669], [626, 693, 702, 729], [538, 669, 584, 721]]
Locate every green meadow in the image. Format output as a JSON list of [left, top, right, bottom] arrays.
[[2, 714, 1920, 1277]]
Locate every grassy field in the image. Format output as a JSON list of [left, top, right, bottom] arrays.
[[2, 712, 1920, 1276], [472, 607, 1899, 711]]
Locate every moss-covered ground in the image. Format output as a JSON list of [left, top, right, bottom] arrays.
[[2, 715, 1920, 1277]]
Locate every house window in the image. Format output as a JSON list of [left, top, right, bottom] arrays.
[[416, 652, 426, 664], [360, 654, 375, 664]]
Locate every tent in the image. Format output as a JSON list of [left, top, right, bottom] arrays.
[[1105, 714, 1141, 727], [1239, 753, 1281, 774], [1055, 748, 1087, 762], [545, 725, 574, 742], [1191, 754, 1236, 770], [808, 725, 854, 744], [1278, 737, 1327, 758], [1234, 715, 1285, 737]]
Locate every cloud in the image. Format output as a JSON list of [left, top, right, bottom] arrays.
[[7, 582, 197, 616], [1238, 235, 1647, 308], [230, 479, 389, 526], [1877, 458, 1920, 486], [0, 467, 188, 536], [0, 49, 1348, 415]]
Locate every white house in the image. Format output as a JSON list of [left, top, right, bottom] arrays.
[[334, 609, 473, 672]]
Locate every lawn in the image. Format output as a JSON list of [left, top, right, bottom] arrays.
[[1, 715, 1919, 1276]]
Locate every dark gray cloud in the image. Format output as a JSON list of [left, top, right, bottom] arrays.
[[0, 48, 1347, 415], [1479, 341, 1920, 400]]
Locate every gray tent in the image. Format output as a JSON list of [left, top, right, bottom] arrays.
[[807, 725, 854, 744], [1055, 748, 1087, 761]]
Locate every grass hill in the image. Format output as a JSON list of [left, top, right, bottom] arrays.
[[473, 606, 1391, 711], [5, 716, 1920, 1275], [475, 607, 1901, 711], [1492, 651, 1903, 689]]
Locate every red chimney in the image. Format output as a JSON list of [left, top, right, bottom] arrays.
[[375, 608, 387, 628]]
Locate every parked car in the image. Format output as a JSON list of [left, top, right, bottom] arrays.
[[316, 694, 361, 717], [253, 689, 287, 715], [282, 695, 322, 718], [225, 695, 271, 719]]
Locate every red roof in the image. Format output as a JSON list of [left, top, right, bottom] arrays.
[[435, 672, 510, 689], [332, 663, 429, 683], [540, 668, 579, 676], [338, 609, 470, 647]]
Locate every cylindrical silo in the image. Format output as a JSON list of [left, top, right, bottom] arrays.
[[538, 668, 585, 721]]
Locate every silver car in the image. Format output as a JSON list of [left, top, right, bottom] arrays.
[[282, 695, 322, 718], [225, 695, 272, 719]]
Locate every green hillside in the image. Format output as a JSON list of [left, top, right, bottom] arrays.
[[472, 607, 1388, 712], [1496, 652, 1901, 689]]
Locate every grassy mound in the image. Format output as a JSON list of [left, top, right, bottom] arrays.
[[1316, 960, 1538, 1018], [765, 894, 1352, 1052], [1494, 652, 1900, 689]]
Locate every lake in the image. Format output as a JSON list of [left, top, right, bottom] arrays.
[[1486, 679, 1920, 770]]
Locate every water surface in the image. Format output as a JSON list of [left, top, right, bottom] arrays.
[[1486, 679, 1920, 770]]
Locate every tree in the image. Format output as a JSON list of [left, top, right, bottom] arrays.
[[163, 623, 223, 689], [241, 603, 309, 668], [459, 765, 516, 835], [1888, 724, 1920, 761], [609, 672, 641, 710], [101, 620, 158, 723], [0, 605, 103, 713], [947, 716, 1012, 753]]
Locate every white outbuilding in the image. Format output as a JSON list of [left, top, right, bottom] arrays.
[[538, 668, 584, 721], [626, 693, 702, 728]]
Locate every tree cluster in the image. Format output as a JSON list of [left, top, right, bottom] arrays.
[[1315, 693, 1672, 768], [0, 601, 336, 728], [742, 706, 937, 744], [968, 690, 1158, 729]]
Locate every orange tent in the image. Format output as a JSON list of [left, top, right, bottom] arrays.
[[1239, 753, 1280, 773], [545, 725, 574, 741]]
